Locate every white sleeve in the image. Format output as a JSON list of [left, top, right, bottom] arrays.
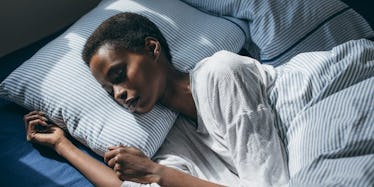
[[191, 51, 289, 187], [121, 181, 160, 187]]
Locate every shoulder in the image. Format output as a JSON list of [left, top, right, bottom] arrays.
[[191, 50, 263, 84], [191, 50, 260, 78]]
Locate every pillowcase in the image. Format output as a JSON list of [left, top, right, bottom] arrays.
[[0, 0, 246, 157], [181, 0, 374, 66]]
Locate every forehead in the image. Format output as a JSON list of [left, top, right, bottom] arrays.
[[89, 46, 123, 83]]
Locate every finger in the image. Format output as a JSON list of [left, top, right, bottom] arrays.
[[108, 145, 120, 151], [24, 114, 48, 124], [27, 125, 49, 142], [27, 131, 37, 142], [26, 130, 34, 142], [24, 114, 48, 131], [104, 148, 121, 163], [114, 162, 121, 172], [116, 171, 126, 181], [30, 130, 51, 143], [114, 161, 130, 173], [125, 146, 144, 156], [116, 145, 135, 153], [41, 126, 58, 134], [24, 111, 46, 120], [29, 119, 49, 129], [106, 156, 118, 168], [28, 132, 46, 144], [115, 166, 139, 176], [26, 119, 48, 139], [26, 111, 44, 116], [26, 121, 50, 142], [28, 126, 60, 144], [117, 146, 146, 158]]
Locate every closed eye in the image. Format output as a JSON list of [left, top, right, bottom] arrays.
[[109, 64, 126, 84], [113, 68, 125, 84]]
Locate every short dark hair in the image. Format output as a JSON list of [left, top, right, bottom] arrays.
[[82, 12, 172, 65]]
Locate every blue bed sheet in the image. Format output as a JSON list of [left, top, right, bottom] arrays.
[[0, 29, 97, 187], [0, 99, 97, 187]]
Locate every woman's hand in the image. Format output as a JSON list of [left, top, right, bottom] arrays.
[[104, 146, 225, 187], [104, 145, 162, 184], [24, 111, 67, 150], [24, 111, 123, 187]]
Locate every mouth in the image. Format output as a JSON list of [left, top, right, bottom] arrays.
[[125, 96, 140, 113]]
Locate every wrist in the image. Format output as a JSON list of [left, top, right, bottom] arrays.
[[151, 163, 166, 185], [54, 137, 74, 155]]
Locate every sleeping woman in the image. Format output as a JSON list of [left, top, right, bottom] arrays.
[[24, 12, 289, 187]]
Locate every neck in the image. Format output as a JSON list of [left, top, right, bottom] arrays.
[[159, 66, 196, 121]]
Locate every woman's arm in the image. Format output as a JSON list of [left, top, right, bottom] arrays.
[[55, 139, 122, 187], [24, 111, 122, 187], [105, 146, 225, 187], [25, 111, 224, 187]]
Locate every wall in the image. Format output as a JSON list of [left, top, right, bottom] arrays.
[[0, 0, 101, 57]]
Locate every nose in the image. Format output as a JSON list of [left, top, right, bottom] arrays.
[[113, 84, 127, 105]]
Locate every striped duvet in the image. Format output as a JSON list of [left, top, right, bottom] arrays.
[[269, 39, 374, 186], [121, 39, 374, 187], [180, 0, 374, 186]]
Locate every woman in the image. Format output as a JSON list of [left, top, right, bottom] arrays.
[[25, 12, 289, 187]]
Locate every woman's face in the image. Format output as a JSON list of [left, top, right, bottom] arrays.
[[89, 43, 166, 113]]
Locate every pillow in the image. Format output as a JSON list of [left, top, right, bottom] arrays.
[[181, 0, 374, 66], [0, 0, 246, 157]]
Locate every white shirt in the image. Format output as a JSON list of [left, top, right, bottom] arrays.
[[190, 50, 288, 187]]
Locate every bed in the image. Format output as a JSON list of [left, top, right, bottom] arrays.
[[0, 0, 373, 186]]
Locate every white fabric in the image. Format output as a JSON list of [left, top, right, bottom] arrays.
[[121, 51, 289, 187], [121, 40, 374, 186], [122, 116, 240, 187], [190, 51, 289, 187]]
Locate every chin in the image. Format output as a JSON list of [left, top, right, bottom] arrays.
[[135, 105, 153, 114]]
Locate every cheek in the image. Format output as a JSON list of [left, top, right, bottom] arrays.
[[133, 63, 166, 107], [140, 69, 164, 95], [137, 76, 164, 112]]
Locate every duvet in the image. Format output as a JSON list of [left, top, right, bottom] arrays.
[[121, 39, 374, 187]]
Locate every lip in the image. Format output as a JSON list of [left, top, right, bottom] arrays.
[[125, 96, 140, 112]]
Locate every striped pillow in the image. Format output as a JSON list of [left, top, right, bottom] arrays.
[[181, 0, 374, 66], [0, 0, 245, 157]]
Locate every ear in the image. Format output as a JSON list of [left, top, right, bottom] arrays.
[[145, 37, 161, 61]]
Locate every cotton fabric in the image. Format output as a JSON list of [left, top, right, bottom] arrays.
[[190, 51, 289, 187]]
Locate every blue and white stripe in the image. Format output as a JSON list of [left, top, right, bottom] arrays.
[[181, 0, 374, 66], [0, 0, 246, 157], [269, 39, 374, 186]]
